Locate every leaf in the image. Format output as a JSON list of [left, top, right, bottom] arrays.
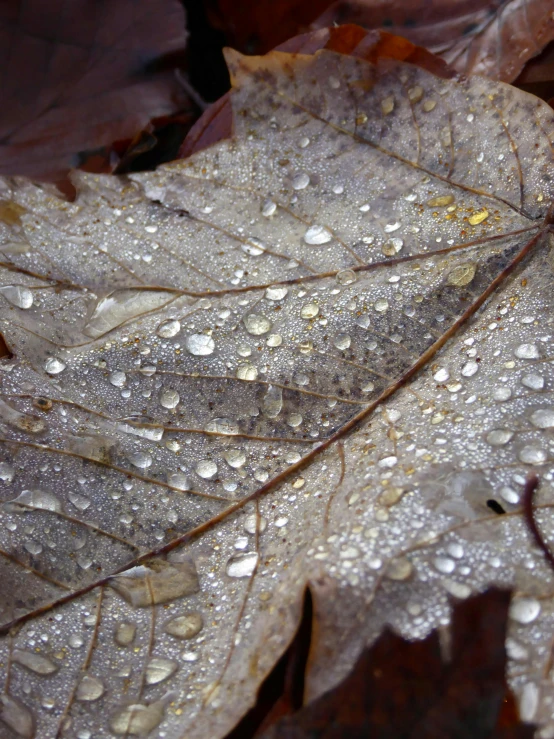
[[0, 34, 554, 739], [0, 0, 189, 182], [260, 588, 535, 738], [312, 0, 554, 81]]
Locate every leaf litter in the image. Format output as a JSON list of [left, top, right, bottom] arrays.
[[0, 28, 554, 739]]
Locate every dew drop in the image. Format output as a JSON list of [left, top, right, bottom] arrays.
[[157, 319, 180, 338], [224, 449, 246, 468], [244, 314, 271, 335], [0, 286, 33, 309], [287, 413, 303, 427], [109, 560, 199, 607], [262, 200, 277, 217], [265, 285, 288, 301], [205, 417, 238, 436], [500, 486, 519, 505], [385, 557, 413, 580], [427, 195, 454, 207], [160, 389, 180, 409], [167, 472, 189, 491], [0, 462, 15, 482], [334, 333, 351, 351], [447, 263, 476, 287], [300, 303, 319, 319], [0, 694, 35, 738], [263, 385, 283, 418], [115, 622, 136, 646], [244, 515, 268, 534], [521, 373, 544, 390], [165, 612, 203, 639], [518, 446, 547, 464], [468, 209, 489, 225], [304, 225, 332, 245], [266, 334, 282, 348], [384, 222, 401, 233], [109, 371, 126, 388], [486, 429, 513, 446], [145, 657, 178, 685], [461, 361, 478, 377], [195, 459, 218, 479], [12, 649, 58, 675], [381, 96, 395, 115], [408, 85, 423, 102], [374, 298, 389, 313], [5, 489, 61, 514], [186, 334, 215, 356], [292, 173, 310, 190], [336, 269, 357, 285], [515, 343, 540, 359], [493, 387, 512, 401], [226, 552, 259, 578], [530, 409, 554, 428], [509, 597, 541, 624], [433, 368, 449, 382], [128, 451, 152, 469], [237, 363, 258, 381], [110, 701, 166, 735], [433, 557, 455, 574], [76, 676, 105, 702], [44, 358, 66, 375]]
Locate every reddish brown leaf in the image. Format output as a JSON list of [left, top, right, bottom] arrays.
[[259, 590, 535, 739], [312, 0, 554, 82], [0, 0, 189, 182]]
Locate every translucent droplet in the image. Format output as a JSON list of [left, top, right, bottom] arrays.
[[336, 269, 357, 285], [242, 237, 266, 256], [115, 622, 136, 646], [518, 446, 547, 464], [509, 597, 541, 624], [244, 314, 271, 335], [334, 333, 351, 351], [266, 334, 282, 347], [84, 290, 174, 338], [44, 358, 66, 375], [385, 557, 413, 580], [224, 449, 246, 468], [109, 371, 126, 388], [0, 462, 15, 482], [24, 539, 43, 555], [68, 492, 91, 511], [157, 319, 180, 338], [427, 195, 454, 207], [261, 200, 277, 217], [265, 285, 288, 301], [0, 285, 33, 309], [128, 451, 152, 469], [433, 368, 449, 382], [515, 343, 540, 360], [186, 334, 215, 356], [304, 225, 332, 245], [165, 611, 203, 639], [0, 694, 35, 738], [374, 298, 389, 313], [493, 387, 512, 401], [145, 657, 178, 685], [109, 560, 199, 607], [275, 516, 289, 527], [381, 96, 395, 114], [384, 222, 401, 233], [205, 418, 238, 435], [530, 409, 554, 428], [447, 263, 476, 287], [5, 489, 61, 514], [12, 649, 58, 675], [461, 361, 478, 377], [408, 85, 423, 102], [519, 682, 539, 722], [263, 385, 283, 418], [292, 173, 310, 190], [160, 389, 180, 409], [433, 557, 455, 574], [110, 701, 166, 735], [300, 302, 319, 319], [76, 675, 105, 702], [468, 209, 489, 225], [167, 472, 189, 490], [332, 183, 344, 194], [226, 552, 259, 578], [244, 515, 267, 534], [195, 459, 218, 479], [521, 373, 544, 390], [486, 429, 513, 446], [287, 413, 303, 427]]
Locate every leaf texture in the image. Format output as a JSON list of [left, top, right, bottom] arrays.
[[0, 41, 553, 739]]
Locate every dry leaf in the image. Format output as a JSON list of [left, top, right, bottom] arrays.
[[1, 36, 554, 739], [0, 0, 188, 182]]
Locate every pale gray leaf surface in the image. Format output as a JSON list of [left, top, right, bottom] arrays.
[[0, 46, 553, 738]]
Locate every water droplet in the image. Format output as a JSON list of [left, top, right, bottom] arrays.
[[244, 314, 271, 335], [493, 387, 512, 401], [84, 290, 174, 338], [244, 515, 267, 534], [262, 200, 277, 217], [109, 371, 126, 388], [433, 368, 449, 382], [334, 270, 356, 288], [224, 449, 246, 468], [157, 319, 180, 338], [287, 413, 303, 427], [242, 237, 266, 256], [266, 334, 282, 347], [24, 539, 42, 555], [44, 358, 66, 375], [304, 225, 332, 245], [165, 611, 203, 639], [468, 209, 489, 225], [0, 462, 15, 482], [275, 516, 289, 527], [521, 373, 544, 390], [292, 173, 310, 190], [12, 649, 58, 675], [109, 560, 199, 607], [68, 492, 91, 511], [226, 552, 259, 578], [385, 557, 413, 580], [518, 446, 547, 464], [167, 472, 189, 490], [433, 557, 455, 574], [110, 701, 166, 735], [530, 409, 554, 428], [384, 222, 401, 234], [263, 385, 283, 418], [265, 285, 288, 301], [381, 96, 395, 115], [374, 298, 389, 313], [76, 675, 105, 702], [160, 389, 180, 409], [115, 622, 136, 646], [486, 429, 513, 446], [128, 451, 152, 469], [5, 489, 61, 514], [0, 694, 35, 738], [332, 184, 344, 194], [519, 682, 539, 722], [145, 657, 178, 685], [408, 85, 423, 102], [500, 486, 519, 505], [334, 333, 351, 351], [461, 361, 478, 377], [0, 286, 33, 309], [382, 238, 403, 256], [447, 263, 476, 287], [510, 597, 541, 624], [427, 195, 454, 207], [186, 334, 215, 356], [515, 343, 540, 360], [195, 459, 218, 479], [300, 302, 319, 319], [205, 418, 238, 435]]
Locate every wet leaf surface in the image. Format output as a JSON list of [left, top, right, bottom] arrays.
[[1, 35, 554, 739]]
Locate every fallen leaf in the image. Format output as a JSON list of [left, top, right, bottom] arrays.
[[1, 33, 554, 739], [312, 0, 554, 81], [260, 589, 534, 739], [0, 0, 189, 182]]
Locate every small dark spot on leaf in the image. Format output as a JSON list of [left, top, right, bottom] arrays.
[[487, 499, 505, 515]]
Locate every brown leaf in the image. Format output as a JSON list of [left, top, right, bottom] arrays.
[[312, 0, 554, 82], [0, 0, 189, 182], [259, 589, 535, 739]]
